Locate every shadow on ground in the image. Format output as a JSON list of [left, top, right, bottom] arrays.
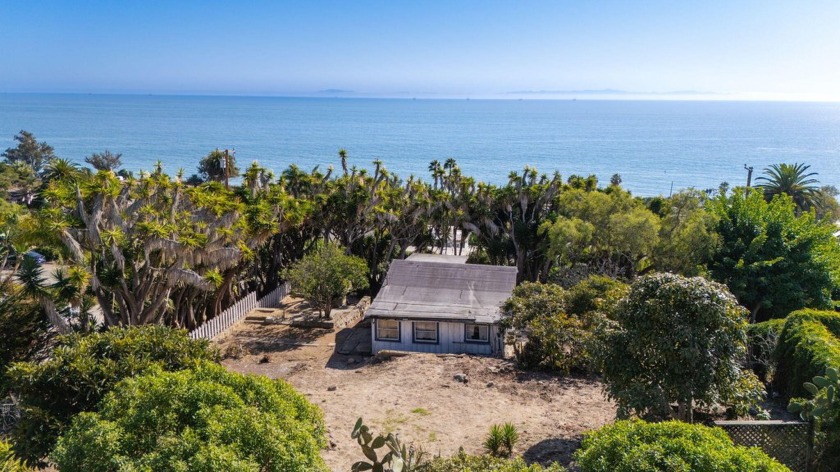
[[325, 320, 373, 370], [523, 436, 582, 469], [227, 325, 329, 355]]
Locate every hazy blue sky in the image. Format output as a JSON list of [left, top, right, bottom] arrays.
[[1, 1, 838, 100]]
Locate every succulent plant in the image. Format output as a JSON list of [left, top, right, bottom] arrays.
[[351, 418, 426, 472]]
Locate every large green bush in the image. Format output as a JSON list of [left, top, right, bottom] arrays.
[[423, 451, 566, 472], [594, 273, 761, 421], [774, 309, 840, 397], [502, 282, 593, 373], [52, 362, 327, 472], [6, 325, 218, 463], [574, 420, 790, 472]]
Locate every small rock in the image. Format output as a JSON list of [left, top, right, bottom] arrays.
[[453, 373, 469, 383], [327, 386, 337, 391], [258, 355, 270, 364], [486, 382, 495, 388]]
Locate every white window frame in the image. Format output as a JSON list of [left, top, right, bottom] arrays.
[[412, 321, 438, 344], [376, 319, 401, 342], [464, 323, 490, 343]]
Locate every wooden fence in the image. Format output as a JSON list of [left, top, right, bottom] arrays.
[[715, 420, 812, 472], [189, 283, 290, 341]]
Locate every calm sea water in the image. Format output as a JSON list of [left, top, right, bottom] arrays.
[[1, 94, 839, 196]]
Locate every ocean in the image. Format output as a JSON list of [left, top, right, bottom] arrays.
[[1, 93, 838, 196]]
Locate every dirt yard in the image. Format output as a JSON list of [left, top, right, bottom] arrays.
[[217, 316, 616, 471]]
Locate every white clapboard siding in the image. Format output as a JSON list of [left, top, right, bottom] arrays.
[[370, 319, 501, 356], [188, 283, 290, 341]]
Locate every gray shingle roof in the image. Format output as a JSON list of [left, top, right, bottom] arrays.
[[365, 259, 517, 324]]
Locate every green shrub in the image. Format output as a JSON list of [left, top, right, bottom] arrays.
[[7, 325, 218, 464], [0, 439, 29, 472], [574, 420, 790, 472], [423, 450, 566, 472], [503, 282, 599, 373], [775, 309, 840, 397], [52, 362, 327, 472]]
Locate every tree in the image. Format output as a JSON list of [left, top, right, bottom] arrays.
[[755, 162, 820, 213], [84, 150, 122, 171], [198, 148, 240, 183], [813, 185, 840, 222], [43, 170, 257, 327], [594, 273, 761, 421], [708, 189, 840, 322], [52, 362, 328, 472], [285, 243, 369, 317], [652, 190, 719, 276], [2, 130, 56, 175], [6, 326, 218, 464], [465, 167, 563, 282], [547, 188, 660, 278]]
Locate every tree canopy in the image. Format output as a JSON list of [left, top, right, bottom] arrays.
[[2, 130, 56, 175], [84, 150, 122, 172], [594, 273, 761, 421], [708, 189, 840, 322]]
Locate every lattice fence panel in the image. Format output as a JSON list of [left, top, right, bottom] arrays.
[[715, 420, 811, 472], [1, 402, 20, 435]]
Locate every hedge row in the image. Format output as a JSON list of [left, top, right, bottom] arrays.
[[774, 309, 840, 397]]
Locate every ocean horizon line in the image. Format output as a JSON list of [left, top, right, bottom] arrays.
[[2, 91, 839, 104]]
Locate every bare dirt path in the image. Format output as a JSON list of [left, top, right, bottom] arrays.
[[218, 320, 615, 471]]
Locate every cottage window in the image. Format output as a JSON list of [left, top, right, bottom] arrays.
[[376, 320, 400, 341], [413, 321, 438, 343], [464, 323, 490, 343]]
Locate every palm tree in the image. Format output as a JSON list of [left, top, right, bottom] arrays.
[[755, 163, 820, 212]]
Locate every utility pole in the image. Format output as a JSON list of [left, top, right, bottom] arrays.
[[224, 149, 230, 190], [744, 164, 754, 188]]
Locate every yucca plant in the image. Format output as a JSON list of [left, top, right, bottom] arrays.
[[484, 422, 518, 457]]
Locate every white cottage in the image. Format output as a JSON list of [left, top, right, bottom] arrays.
[[366, 255, 517, 356]]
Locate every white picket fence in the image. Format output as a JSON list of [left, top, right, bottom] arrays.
[[189, 283, 290, 340]]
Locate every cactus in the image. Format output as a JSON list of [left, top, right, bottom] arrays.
[[788, 366, 838, 421], [350, 418, 426, 472], [789, 367, 840, 469]]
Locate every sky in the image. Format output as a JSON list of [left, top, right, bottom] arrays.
[[1, 1, 839, 100]]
